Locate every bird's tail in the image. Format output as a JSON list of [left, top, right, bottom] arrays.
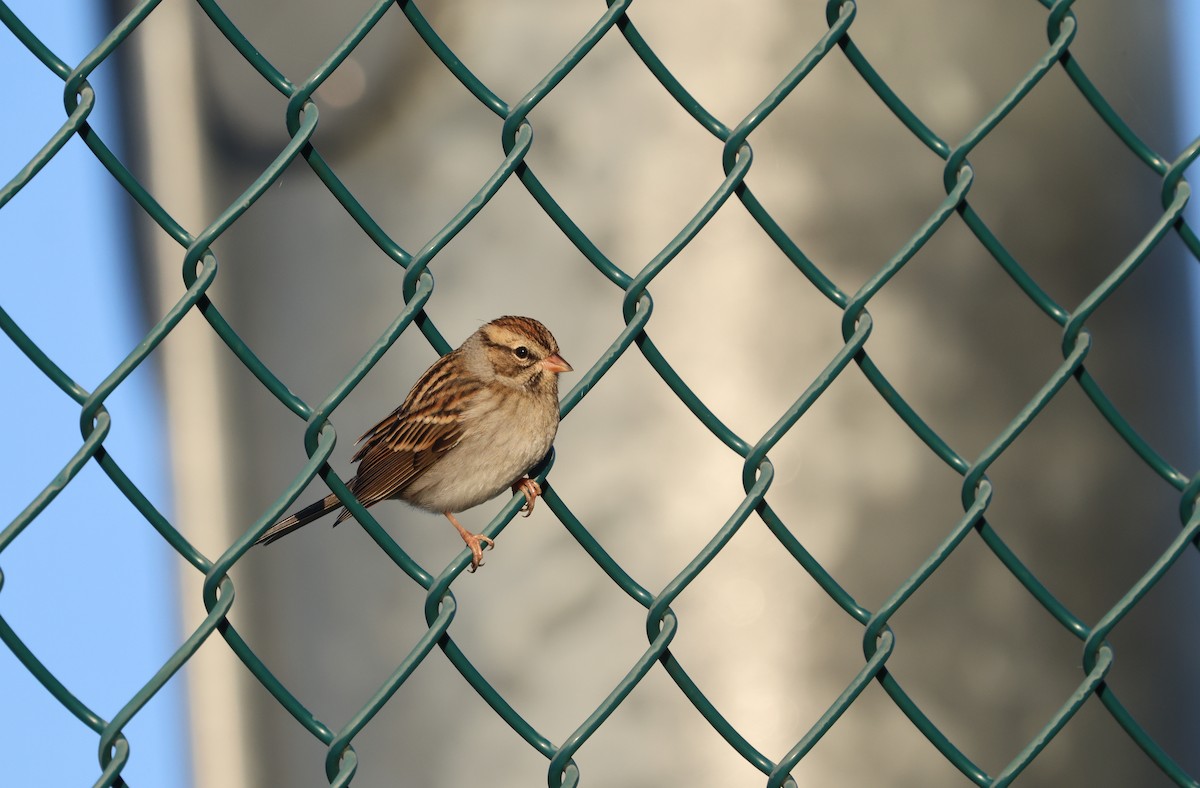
[[256, 493, 343, 545]]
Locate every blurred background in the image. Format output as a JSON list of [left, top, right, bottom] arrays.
[[2, 1, 1199, 786]]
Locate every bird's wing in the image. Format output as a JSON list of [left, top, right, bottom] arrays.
[[346, 351, 478, 509]]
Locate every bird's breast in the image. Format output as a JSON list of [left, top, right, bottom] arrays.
[[401, 390, 559, 514]]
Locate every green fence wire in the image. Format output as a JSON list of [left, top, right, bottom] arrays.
[[2, 0, 1199, 785]]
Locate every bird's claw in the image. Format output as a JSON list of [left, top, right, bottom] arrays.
[[513, 478, 542, 517], [445, 512, 495, 572], [464, 533, 495, 572]]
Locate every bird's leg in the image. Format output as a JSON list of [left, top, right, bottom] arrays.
[[445, 512, 494, 572], [512, 477, 542, 517]]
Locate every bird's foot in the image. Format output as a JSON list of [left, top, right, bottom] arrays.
[[445, 512, 494, 572], [513, 477, 542, 517], [463, 532, 494, 572]]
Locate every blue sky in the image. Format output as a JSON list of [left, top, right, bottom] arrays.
[[0, 1, 188, 786], [1176, 4, 1200, 400], [1177, 2, 1200, 229]]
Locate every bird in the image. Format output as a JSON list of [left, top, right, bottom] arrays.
[[256, 315, 572, 571]]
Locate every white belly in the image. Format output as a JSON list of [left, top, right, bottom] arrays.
[[401, 394, 559, 514]]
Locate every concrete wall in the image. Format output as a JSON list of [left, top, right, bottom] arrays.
[[117, 2, 1197, 786]]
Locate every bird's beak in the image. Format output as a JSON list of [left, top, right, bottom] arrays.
[[541, 353, 573, 374]]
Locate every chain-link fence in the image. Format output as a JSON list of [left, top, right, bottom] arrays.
[[3, 0, 1200, 786]]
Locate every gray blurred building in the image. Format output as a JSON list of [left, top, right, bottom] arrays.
[[115, 2, 1197, 786]]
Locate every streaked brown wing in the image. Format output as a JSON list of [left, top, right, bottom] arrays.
[[344, 414, 463, 510], [342, 351, 478, 511]]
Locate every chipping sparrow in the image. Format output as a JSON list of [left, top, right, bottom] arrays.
[[257, 316, 572, 571]]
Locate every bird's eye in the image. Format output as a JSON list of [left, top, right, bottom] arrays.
[[513, 346, 530, 359]]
